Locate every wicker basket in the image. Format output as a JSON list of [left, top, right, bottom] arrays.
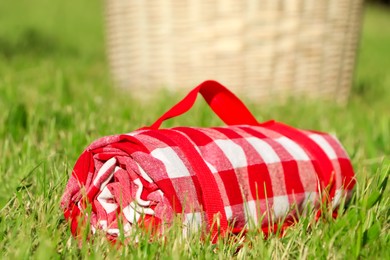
[[105, 0, 363, 103]]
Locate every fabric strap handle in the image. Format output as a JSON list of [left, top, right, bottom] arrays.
[[150, 80, 259, 129]]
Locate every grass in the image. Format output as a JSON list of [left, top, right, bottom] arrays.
[[0, 1, 389, 259]]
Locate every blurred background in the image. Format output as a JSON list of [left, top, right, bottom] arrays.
[[0, 0, 389, 105]]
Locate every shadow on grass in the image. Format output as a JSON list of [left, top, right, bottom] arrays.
[[0, 27, 77, 59]]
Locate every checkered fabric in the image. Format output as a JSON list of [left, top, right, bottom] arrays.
[[61, 81, 355, 241]]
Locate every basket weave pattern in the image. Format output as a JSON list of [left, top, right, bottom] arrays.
[[106, 0, 363, 102]]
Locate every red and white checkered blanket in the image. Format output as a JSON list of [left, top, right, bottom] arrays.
[[61, 81, 355, 241]]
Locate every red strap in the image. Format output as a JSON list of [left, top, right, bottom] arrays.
[[150, 80, 258, 129]]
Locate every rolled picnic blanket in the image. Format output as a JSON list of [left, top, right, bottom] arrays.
[[61, 80, 355, 241]]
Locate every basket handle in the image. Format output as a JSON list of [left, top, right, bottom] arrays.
[[149, 80, 259, 129]]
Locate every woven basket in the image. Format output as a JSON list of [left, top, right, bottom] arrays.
[[105, 0, 363, 103]]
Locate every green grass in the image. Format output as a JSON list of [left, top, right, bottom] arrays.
[[0, 1, 389, 259]]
